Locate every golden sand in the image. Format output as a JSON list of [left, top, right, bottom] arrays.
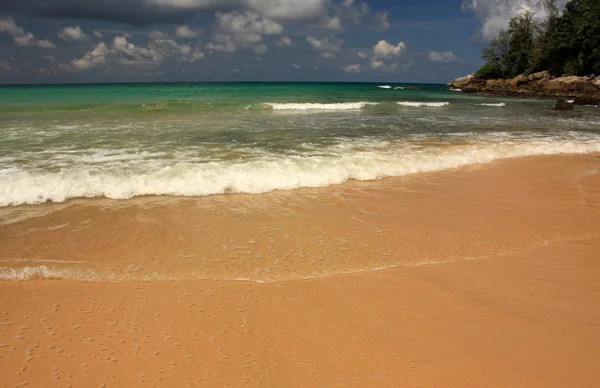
[[1, 154, 600, 387]]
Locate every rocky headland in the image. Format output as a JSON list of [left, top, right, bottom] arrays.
[[448, 72, 600, 106]]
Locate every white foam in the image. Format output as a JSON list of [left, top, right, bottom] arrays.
[[0, 266, 106, 281], [2, 135, 600, 207], [394, 87, 405, 90], [478, 103, 507, 107], [264, 102, 378, 111], [450, 88, 462, 92], [397, 101, 450, 107], [378, 85, 392, 89]]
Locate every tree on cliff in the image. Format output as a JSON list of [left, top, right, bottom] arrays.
[[475, 0, 600, 79]]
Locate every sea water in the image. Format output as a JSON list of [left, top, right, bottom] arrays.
[[1, 82, 599, 207]]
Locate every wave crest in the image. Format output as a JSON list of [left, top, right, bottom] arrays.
[[2, 137, 599, 206], [264, 102, 378, 111], [397, 101, 449, 107]]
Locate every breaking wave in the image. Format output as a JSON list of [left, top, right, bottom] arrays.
[[263, 102, 379, 110], [397, 101, 450, 107], [478, 103, 507, 107], [2, 135, 600, 206]]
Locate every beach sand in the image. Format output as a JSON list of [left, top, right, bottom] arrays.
[[1, 154, 600, 387]]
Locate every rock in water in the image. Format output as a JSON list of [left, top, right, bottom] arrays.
[[553, 99, 574, 111]]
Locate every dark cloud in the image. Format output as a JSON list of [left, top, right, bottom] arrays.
[[0, 0, 195, 25]]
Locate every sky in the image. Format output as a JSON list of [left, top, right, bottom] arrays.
[[0, 0, 568, 84]]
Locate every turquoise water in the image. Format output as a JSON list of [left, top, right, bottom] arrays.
[[0, 82, 599, 206]]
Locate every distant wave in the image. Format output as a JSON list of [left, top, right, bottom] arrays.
[[450, 88, 462, 92], [264, 102, 378, 111], [377, 85, 392, 89], [394, 87, 405, 90], [2, 135, 600, 207], [397, 102, 449, 107], [478, 103, 507, 107]]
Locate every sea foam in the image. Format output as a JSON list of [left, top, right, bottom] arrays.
[[478, 103, 507, 107], [264, 102, 378, 110], [1, 136, 599, 206], [377, 85, 392, 89], [397, 102, 449, 107]]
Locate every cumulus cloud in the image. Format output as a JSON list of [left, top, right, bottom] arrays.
[[368, 40, 407, 71], [175, 25, 202, 38], [68, 35, 204, 71], [0, 17, 56, 48], [320, 0, 390, 31], [373, 40, 405, 58], [462, 0, 568, 40], [428, 50, 463, 63], [343, 63, 361, 73], [306, 35, 343, 53], [274, 36, 294, 47], [93, 30, 103, 38], [58, 25, 90, 42], [207, 10, 282, 53], [0, 0, 388, 30]]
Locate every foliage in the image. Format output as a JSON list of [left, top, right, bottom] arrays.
[[475, 0, 600, 79], [474, 62, 505, 79]]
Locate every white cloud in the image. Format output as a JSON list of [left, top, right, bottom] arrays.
[[462, 0, 568, 40], [149, 0, 327, 22], [175, 25, 203, 38], [306, 35, 343, 52], [315, 0, 390, 31], [368, 40, 408, 71], [428, 51, 463, 63], [0, 17, 56, 48], [274, 36, 294, 47], [93, 30, 103, 38], [207, 10, 283, 53], [59, 26, 90, 42], [373, 40, 405, 58], [344, 63, 361, 73], [357, 51, 367, 59], [68, 35, 204, 71], [292, 63, 301, 69]]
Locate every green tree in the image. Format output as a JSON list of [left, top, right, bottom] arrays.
[[503, 11, 536, 77], [543, 0, 600, 75]]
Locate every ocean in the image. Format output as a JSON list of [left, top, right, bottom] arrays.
[[1, 82, 600, 282], [0, 82, 599, 206]]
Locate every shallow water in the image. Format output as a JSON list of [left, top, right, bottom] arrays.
[[1, 82, 599, 206]]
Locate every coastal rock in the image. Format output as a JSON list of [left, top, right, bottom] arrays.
[[527, 71, 551, 82], [553, 100, 574, 110], [447, 74, 474, 89], [512, 75, 529, 86], [447, 73, 600, 102], [573, 96, 600, 106]]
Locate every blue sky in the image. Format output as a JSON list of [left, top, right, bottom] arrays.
[[0, 0, 564, 84]]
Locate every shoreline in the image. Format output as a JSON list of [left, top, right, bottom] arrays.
[[2, 153, 600, 282], [2, 153, 600, 386]]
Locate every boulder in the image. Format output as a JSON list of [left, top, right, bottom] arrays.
[[448, 74, 474, 89], [527, 71, 551, 82], [573, 96, 600, 106], [462, 86, 479, 93], [511, 75, 528, 87], [553, 99, 574, 110], [575, 81, 599, 93]]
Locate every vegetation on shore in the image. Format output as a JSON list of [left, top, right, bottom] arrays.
[[475, 0, 600, 80]]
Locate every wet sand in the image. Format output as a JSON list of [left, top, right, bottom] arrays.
[[1, 154, 600, 387]]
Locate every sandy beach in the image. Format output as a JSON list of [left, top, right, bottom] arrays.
[[1, 153, 600, 387]]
